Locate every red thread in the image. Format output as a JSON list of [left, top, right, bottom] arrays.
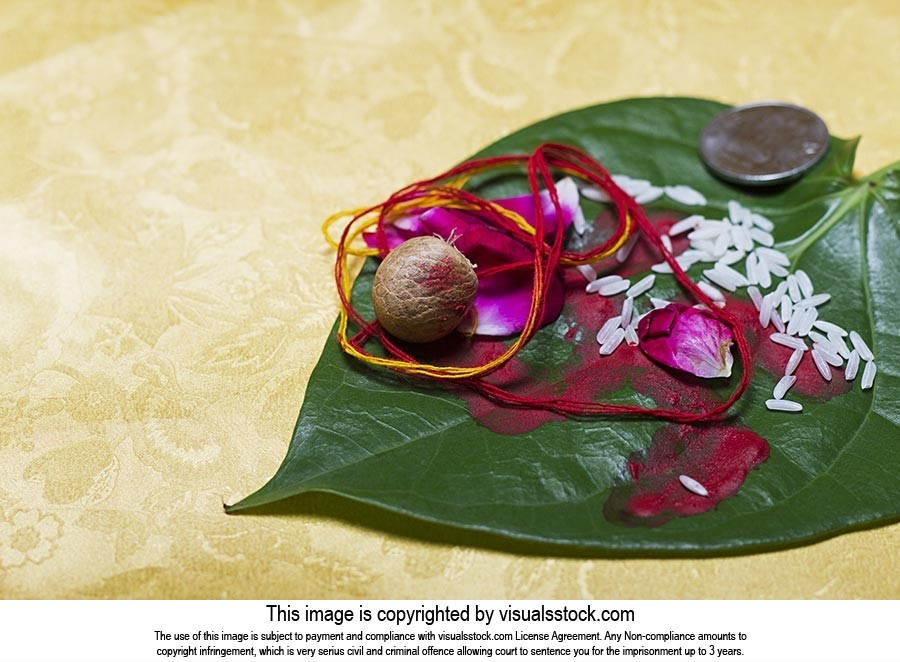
[[335, 144, 753, 423]]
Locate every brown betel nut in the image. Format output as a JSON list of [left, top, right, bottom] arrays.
[[372, 236, 478, 343]]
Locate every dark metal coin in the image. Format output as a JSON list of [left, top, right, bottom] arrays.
[[699, 102, 830, 187]]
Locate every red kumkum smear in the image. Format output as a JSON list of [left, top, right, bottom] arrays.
[[603, 423, 769, 527], [421, 211, 847, 526]]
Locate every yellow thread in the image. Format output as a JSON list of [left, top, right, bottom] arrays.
[[328, 178, 633, 381]]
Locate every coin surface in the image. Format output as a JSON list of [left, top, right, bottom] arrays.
[[699, 102, 830, 187]]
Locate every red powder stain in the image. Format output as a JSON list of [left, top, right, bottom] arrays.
[[420, 255, 458, 293], [603, 423, 769, 527], [413, 212, 849, 525]]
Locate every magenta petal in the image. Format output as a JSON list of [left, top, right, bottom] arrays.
[[637, 303, 735, 378], [362, 215, 426, 250], [494, 177, 584, 239], [474, 271, 565, 336]]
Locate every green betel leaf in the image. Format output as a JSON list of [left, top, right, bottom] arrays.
[[227, 98, 900, 554]]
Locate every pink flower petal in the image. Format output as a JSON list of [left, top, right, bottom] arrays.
[[637, 303, 734, 378]]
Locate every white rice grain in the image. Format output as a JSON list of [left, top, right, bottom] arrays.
[[795, 269, 814, 297], [787, 275, 802, 303], [751, 213, 774, 232], [759, 293, 775, 327], [624, 324, 640, 347], [766, 399, 803, 412], [664, 185, 708, 206], [703, 268, 738, 292], [813, 320, 847, 336], [772, 333, 808, 351], [679, 474, 709, 497], [650, 297, 672, 309], [576, 264, 598, 283], [815, 343, 843, 367], [651, 261, 674, 274], [745, 252, 760, 285], [767, 262, 789, 278], [771, 311, 786, 333], [757, 247, 791, 267], [596, 316, 623, 345], [597, 279, 632, 296], [732, 224, 754, 252], [861, 360, 877, 390], [715, 262, 750, 288], [807, 331, 834, 352], [780, 297, 793, 323], [785, 348, 804, 376], [756, 260, 772, 289], [688, 225, 725, 241], [749, 227, 775, 247], [615, 234, 640, 263], [773, 374, 797, 400], [845, 349, 860, 381], [713, 228, 733, 256], [668, 215, 703, 236], [748, 286, 763, 311], [718, 249, 746, 266], [586, 274, 623, 293], [626, 274, 655, 298], [811, 348, 833, 381], [580, 186, 611, 203], [621, 296, 634, 328], [797, 306, 818, 337], [676, 253, 701, 270], [786, 306, 803, 335], [827, 332, 852, 359], [797, 293, 831, 308], [773, 280, 789, 301], [599, 327, 626, 355], [849, 331, 874, 361], [698, 281, 726, 302], [635, 186, 664, 204]]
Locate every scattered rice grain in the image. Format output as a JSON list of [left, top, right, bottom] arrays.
[[668, 215, 702, 236], [597, 279, 631, 296], [785, 348, 804, 376], [749, 228, 775, 247], [576, 264, 597, 282], [773, 374, 797, 400], [780, 297, 793, 323], [599, 327, 626, 355], [679, 474, 709, 497], [664, 185, 708, 206], [615, 234, 640, 263], [771, 333, 807, 351], [698, 281, 726, 302], [795, 269, 814, 297], [811, 348, 833, 381], [626, 274, 655, 298], [621, 296, 634, 328], [748, 286, 763, 311], [861, 360, 877, 390], [766, 399, 803, 412], [624, 324, 639, 346], [751, 213, 774, 232], [849, 331, 874, 361], [845, 350, 860, 381], [596, 316, 623, 345], [813, 320, 847, 336]]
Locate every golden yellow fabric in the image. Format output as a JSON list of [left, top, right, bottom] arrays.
[[2, 0, 899, 599]]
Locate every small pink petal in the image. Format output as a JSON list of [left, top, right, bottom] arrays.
[[637, 303, 735, 378]]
